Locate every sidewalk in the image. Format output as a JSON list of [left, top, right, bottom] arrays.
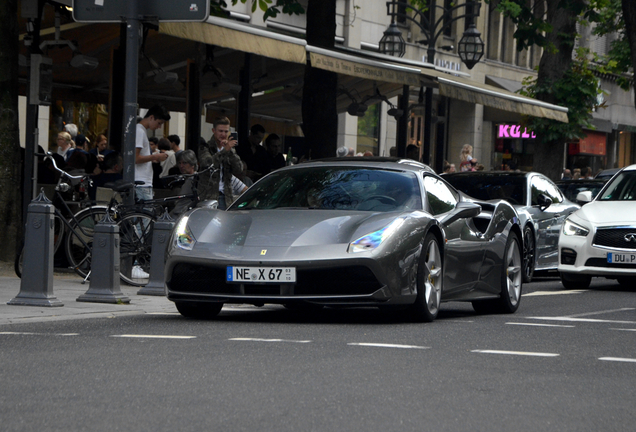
[[0, 262, 177, 326]]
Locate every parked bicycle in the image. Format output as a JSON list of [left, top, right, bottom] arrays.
[[15, 156, 95, 279], [62, 160, 217, 286]]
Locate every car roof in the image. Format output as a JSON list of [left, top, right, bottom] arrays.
[[295, 157, 437, 174]]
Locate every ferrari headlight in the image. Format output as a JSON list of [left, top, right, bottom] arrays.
[[349, 218, 405, 253], [562, 218, 589, 237], [175, 216, 196, 250]]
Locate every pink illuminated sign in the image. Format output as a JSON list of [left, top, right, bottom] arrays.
[[497, 124, 536, 139]]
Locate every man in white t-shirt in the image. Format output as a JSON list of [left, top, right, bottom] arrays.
[[135, 105, 170, 201]]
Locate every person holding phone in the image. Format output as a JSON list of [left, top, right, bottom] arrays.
[[197, 116, 246, 209]]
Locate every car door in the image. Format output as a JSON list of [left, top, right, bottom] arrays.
[[422, 175, 484, 295], [529, 174, 570, 270]]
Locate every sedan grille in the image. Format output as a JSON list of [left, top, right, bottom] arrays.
[[168, 263, 383, 296], [593, 227, 636, 250]]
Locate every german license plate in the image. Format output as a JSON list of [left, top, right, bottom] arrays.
[[227, 266, 296, 283], [607, 253, 636, 264]]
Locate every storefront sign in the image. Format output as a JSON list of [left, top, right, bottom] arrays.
[[497, 124, 536, 139], [568, 131, 607, 156]]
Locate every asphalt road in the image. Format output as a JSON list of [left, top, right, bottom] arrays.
[[1, 274, 635, 432]]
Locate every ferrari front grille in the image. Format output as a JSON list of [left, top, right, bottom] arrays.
[[167, 263, 382, 296]]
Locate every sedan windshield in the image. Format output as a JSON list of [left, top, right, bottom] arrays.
[[446, 175, 526, 206], [230, 167, 422, 212], [598, 171, 636, 201]]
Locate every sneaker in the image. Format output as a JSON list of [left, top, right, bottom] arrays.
[[132, 265, 150, 279]]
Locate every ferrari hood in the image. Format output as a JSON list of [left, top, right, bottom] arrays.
[[184, 208, 404, 247], [573, 201, 636, 226]]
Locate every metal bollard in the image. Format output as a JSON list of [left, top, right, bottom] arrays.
[[138, 210, 175, 296], [77, 212, 130, 304], [8, 190, 62, 307]]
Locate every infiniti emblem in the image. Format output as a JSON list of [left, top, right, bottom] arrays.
[[625, 233, 636, 242]]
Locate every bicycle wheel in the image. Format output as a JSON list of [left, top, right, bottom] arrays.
[[64, 206, 108, 279], [15, 213, 65, 278], [117, 212, 156, 287]]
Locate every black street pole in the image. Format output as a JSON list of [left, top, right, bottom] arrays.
[[23, 64, 38, 223], [122, 0, 140, 206], [397, 85, 409, 158]]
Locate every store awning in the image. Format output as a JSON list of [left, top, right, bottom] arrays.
[[306, 46, 422, 87], [437, 76, 569, 123], [159, 16, 307, 64], [485, 75, 523, 93]]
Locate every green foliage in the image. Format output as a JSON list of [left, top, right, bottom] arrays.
[[587, 0, 632, 91], [210, 0, 305, 20], [520, 48, 602, 143]]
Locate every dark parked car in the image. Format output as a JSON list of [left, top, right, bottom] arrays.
[[595, 168, 620, 180], [166, 158, 524, 322], [445, 171, 579, 282], [556, 179, 607, 204]]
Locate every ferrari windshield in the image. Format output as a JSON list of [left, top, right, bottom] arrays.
[[598, 171, 636, 201], [230, 166, 422, 212]]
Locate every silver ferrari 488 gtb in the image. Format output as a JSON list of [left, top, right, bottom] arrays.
[[165, 158, 523, 322]]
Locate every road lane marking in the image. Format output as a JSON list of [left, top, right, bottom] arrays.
[[145, 312, 181, 315], [599, 357, 636, 363], [523, 290, 587, 297], [610, 328, 636, 332], [529, 317, 636, 324], [0, 332, 79, 336], [229, 338, 312, 343], [111, 334, 196, 339], [348, 343, 429, 349], [505, 322, 575, 328], [566, 308, 635, 318], [471, 350, 559, 357]]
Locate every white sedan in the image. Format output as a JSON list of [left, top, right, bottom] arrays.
[[558, 164, 636, 289]]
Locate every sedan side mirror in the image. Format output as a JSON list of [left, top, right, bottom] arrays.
[[538, 194, 552, 210], [442, 201, 481, 226], [576, 190, 593, 204]]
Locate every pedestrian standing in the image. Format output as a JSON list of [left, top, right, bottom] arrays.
[[135, 105, 170, 201]]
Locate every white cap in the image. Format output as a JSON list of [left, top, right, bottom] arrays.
[[336, 147, 348, 157]]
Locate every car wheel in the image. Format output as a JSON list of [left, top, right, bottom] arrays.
[[175, 302, 223, 319], [409, 233, 443, 322], [616, 277, 636, 287], [560, 272, 591, 290], [472, 231, 522, 314], [522, 225, 535, 283]]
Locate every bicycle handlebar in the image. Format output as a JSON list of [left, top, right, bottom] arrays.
[[36, 152, 92, 183]]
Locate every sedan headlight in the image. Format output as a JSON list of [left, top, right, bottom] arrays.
[[562, 218, 589, 237], [175, 216, 196, 250], [348, 218, 405, 253]]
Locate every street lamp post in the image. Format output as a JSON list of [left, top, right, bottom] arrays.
[[380, 0, 484, 173]]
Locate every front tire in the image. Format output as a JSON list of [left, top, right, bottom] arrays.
[[472, 231, 522, 314], [409, 233, 443, 322], [522, 225, 535, 283], [560, 272, 591, 289], [176, 302, 223, 319]]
